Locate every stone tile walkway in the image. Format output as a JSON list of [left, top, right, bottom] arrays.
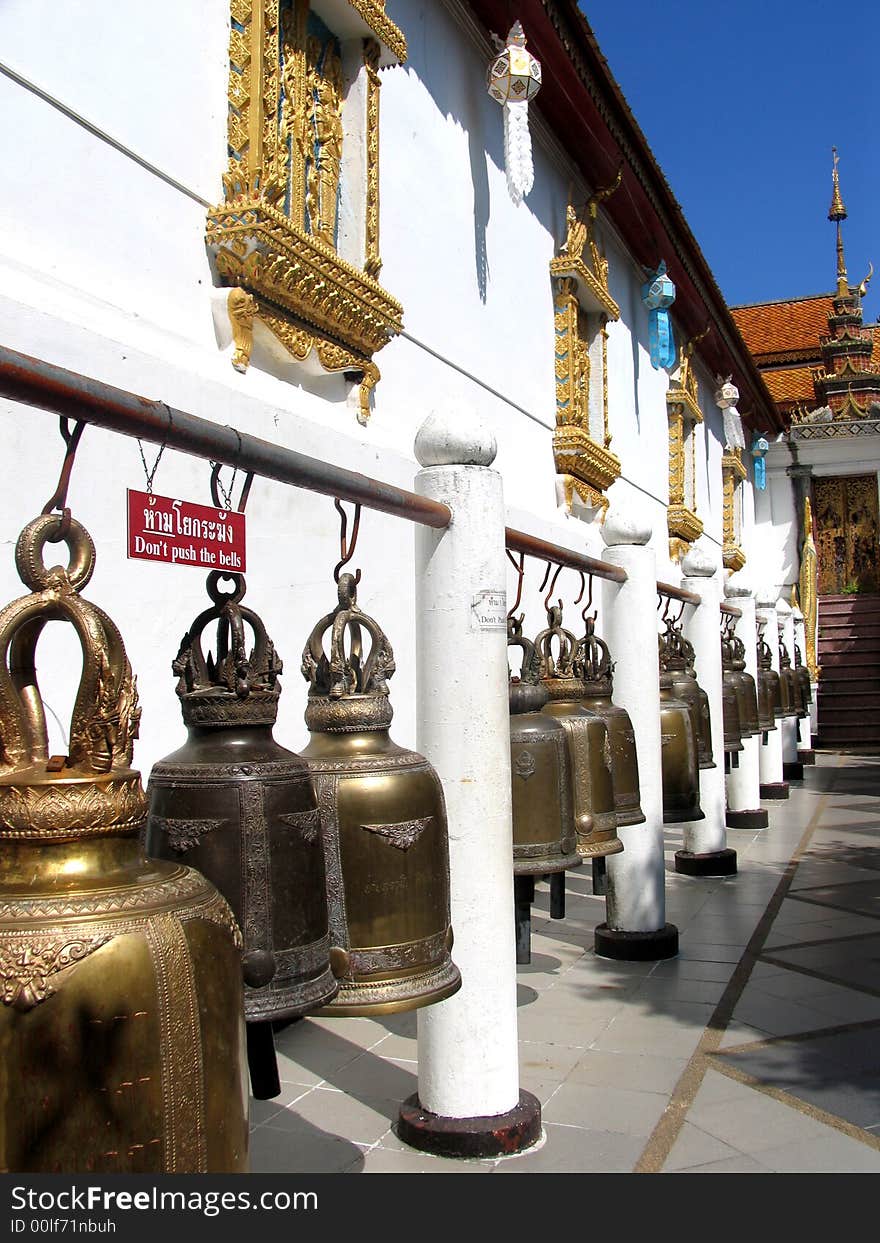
[[251, 753, 880, 1174]]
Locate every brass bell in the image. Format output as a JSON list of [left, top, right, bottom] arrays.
[[659, 625, 704, 824], [723, 632, 760, 737], [794, 644, 813, 713], [758, 634, 785, 721], [779, 643, 805, 718], [535, 602, 622, 859], [720, 647, 745, 764], [0, 515, 247, 1172], [145, 572, 337, 1096], [577, 620, 646, 829], [299, 572, 461, 1016], [659, 618, 715, 770], [507, 616, 581, 876], [756, 635, 780, 733]]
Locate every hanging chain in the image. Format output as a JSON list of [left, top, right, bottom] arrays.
[[210, 461, 238, 511], [136, 407, 171, 495]]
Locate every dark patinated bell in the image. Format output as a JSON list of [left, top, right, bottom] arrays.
[[659, 628, 704, 824], [724, 633, 760, 737], [720, 645, 745, 760], [659, 619, 715, 770], [146, 572, 337, 1096], [1, 516, 247, 1172], [299, 573, 461, 1016], [535, 603, 622, 859], [757, 634, 784, 722], [794, 644, 813, 712], [576, 621, 646, 828], [779, 643, 805, 718], [508, 616, 581, 876]]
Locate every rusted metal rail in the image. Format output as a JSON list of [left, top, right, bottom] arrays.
[[504, 527, 627, 583], [656, 579, 701, 606], [720, 602, 743, 618]]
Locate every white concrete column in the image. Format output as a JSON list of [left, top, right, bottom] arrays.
[[401, 411, 540, 1159], [792, 605, 814, 758], [595, 507, 678, 960], [676, 545, 735, 875], [756, 590, 788, 799], [724, 574, 768, 829], [778, 599, 799, 774]]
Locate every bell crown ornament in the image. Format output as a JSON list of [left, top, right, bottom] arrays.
[[508, 613, 549, 715], [302, 572, 395, 733], [173, 571, 282, 729], [535, 601, 586, 700], [575, 618, 614, 697]]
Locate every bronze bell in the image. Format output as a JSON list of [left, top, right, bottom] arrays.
[[535, 602, 622, 859], [145, 572, 337, 1095], [724, 633, 760, 737], [576, 620, 646, 829], [720, 643, 745, 761], [299, 572, 461, 1016], [777, 642, 795, 717], [794, 644, 813, 712], [756, 635, 780, 732], [658, 619, 715, 770], [507, 616, 581, 876], [779, 643, 805, 718], [0, 515, 247, 1172], [659, 625, 704, 824]]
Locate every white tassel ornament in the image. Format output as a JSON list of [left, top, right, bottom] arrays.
[[487, 22, 542, 208]]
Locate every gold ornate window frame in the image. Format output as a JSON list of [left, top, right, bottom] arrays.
[[666, 337, 704, 562], [206, 0, 405, 424], [722, 447, 747, 571], [551, 172, 622, 516]]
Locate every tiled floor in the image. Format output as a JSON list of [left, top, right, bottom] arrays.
[[251, 753, 880, 1174]]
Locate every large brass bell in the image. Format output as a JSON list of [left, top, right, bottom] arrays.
[[794, 644, 813, 713], [299, 572, 461, 1016], [577, 619, 646, 829], [779, 643, 805, 718], [0, 515, 248, 1172], [756, 634, 780, 732], [724, 632, 760, 737], [145, 572, 337, 1096], [659, 617, 715, 770], [720, 640, 745, 765], [507, 616, 581, 876], [535, 601, 622, 859], [659, 622, 704, 824]]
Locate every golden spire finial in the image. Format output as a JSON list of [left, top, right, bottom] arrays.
[[829, 148, 849, 296]]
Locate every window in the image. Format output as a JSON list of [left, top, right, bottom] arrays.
[[721, 447, 747, 570], [666, 338, 704, 561]]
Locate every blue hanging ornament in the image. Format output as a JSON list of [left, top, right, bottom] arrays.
[[751, 434, 769, 490], [641, 260, 676, 370]]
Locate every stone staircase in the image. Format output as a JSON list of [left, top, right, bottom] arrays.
[[816, 594, 880, 748]]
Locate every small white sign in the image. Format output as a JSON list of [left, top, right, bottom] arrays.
[[471, 589, 507, 631]]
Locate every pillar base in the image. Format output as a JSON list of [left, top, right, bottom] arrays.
[[674, 848, 737, 877], [760, 781, 790, 799], [397, 1091, 542, 1160], [797, 749, 816, 766], [594, 922, 679, 961], [783, 762, 804, 782], [726, 808, 769, 830]]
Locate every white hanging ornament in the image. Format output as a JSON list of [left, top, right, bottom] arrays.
[[715, 375, 746, 451], [487, 22, 542, 206]]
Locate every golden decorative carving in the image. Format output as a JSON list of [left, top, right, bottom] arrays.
[[212, 0, 404, 419], [722, 448, 747, 571], [551, 170, 622, 321], [600, 317, 611, 448], [799, 495, 820, 681], [562, 476, 610, 518], [666, 333, 708, 559], [0, 933, 112, 1010], [228, 288, 258, 372]]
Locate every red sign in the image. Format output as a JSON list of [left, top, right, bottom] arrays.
[[127, 490, 246, 572]]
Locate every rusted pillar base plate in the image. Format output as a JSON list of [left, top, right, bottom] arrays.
[[760, 782, 790, 799], [726, 808, 769, 830], [797, 749, 816, 766], [783, 762, 805, 781], [674, 848, 737, 877], [594, 922, 679, 961], [397, 1091, 542, 1159]]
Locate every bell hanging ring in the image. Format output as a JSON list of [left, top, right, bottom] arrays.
[[576, 622, 646, 829], [507, 615, 581, 876], [535, 602, 622, 859], [145, 571, 337, 1094], [300, 572, 461, 1016], [658, 625, 704, 824], [0, 515, 247, 1172]]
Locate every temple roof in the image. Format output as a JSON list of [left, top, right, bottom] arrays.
[[757, 325, 880, 410], [730, 294, 834, 366]]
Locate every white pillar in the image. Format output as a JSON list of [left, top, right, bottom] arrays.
[[792, 605, 814, 759], [595, 507, 678, 960], [676, 545, 736, 875], [778, 599, 800, 776], [400, 411, 540, 1160], [724, 574, 767, 829], [756, 590, 788, 799]]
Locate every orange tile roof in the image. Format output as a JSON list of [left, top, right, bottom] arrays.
[[762, 365, 818, 405], [730, 295, 835, 362]]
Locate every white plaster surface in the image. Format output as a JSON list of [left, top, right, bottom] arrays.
[[681, 568, 726, 857], [724, 591, 762, 815]]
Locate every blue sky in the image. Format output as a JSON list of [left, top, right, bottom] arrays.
[[582, 0, 879, 320]]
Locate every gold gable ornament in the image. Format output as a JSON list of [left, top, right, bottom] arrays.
[[666, 331, 708, 562], [208, 0, 406, 424]]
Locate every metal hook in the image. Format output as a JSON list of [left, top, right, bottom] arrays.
[[210, 460, 252, 513], [543, 564, 563, 614], [506, 549, 525, 619], [42, 417, 87, 542], [581, 574, 596, 628], [657, 592, 670, 620], [333, 498, 362, 585], [573, 571, 585, 606], [539, 561, 553, 594]]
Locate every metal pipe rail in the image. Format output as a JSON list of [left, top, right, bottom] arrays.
[[656, 579, 701, 606], [504, 527, 627, 583], [720, 602, 743, 618], [0, 345, 451, 529]]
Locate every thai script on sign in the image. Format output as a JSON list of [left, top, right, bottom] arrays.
[[127, 490, 247, 571]]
